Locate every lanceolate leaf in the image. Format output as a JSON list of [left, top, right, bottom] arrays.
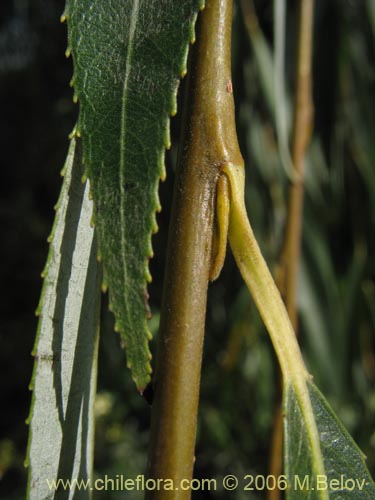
[[64, 0, 204, 391], [26, 137, 101, 499], [284, 381, 375, 499]]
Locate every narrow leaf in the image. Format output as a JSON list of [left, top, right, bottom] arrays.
[[65, 0, 204, 390], [284, 381, 375, 499], [26, 137, 101, 500]]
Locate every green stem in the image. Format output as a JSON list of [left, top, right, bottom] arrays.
[[222, 160, 327, 499], [146, 1, 240, 498], [224, 163, 307, 383]]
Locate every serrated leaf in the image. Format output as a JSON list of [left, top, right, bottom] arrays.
[[284, 380, 375, 499], [26, 137, 101, 500], [65, 0, 204, 391]]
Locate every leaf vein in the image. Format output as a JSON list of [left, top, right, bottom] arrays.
[[119, 0, 141, 332]]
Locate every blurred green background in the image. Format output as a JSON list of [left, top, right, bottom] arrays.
[[0, 0, 374, 498]]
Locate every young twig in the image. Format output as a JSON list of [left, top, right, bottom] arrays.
[[146, 2, 240, 498]]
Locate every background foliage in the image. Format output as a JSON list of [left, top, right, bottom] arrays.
[[0, 0, 374, 498]]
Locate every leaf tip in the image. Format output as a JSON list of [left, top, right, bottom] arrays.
[[134, 367, 152, 395], [65, 47, 72, 58]]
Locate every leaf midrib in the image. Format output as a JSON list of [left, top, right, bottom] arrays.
[[119, 0, 140, 335]]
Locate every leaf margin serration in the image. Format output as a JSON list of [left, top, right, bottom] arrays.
[[64, 0, 205, 390]]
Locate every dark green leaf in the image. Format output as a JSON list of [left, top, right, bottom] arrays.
[[65, 0, 204, 390]]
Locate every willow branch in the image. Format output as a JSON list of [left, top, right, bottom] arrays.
[[145, 1, 240, 498]]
